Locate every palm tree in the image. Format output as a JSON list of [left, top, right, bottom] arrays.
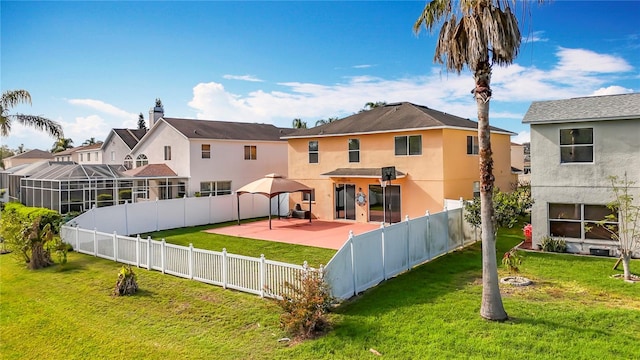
[[51, 138, 74, 153], [0, 90, 63, 138], [315, 117, 338, 127], [360, 101, 387, 112], [82, 137, 97, 146], [414, 0, 534, 321], [292, 118, 307, 129]]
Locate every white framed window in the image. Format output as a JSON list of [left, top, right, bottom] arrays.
[[124, 155, 133, 170], [348, 139, 360, 163], [302, 190, 315, 202], [560, 128, 593, 163], [136, 154, 148, 167], [87, 153, 91, 161], [467, 136, 479, 155], [548, 203, 617, 240], [111, 151, 115, 161], [80, 153, 84, 161], [394, 135, 421, 156], [202, 144, 211, 159], [95, 151, 98, 160], [244, 145, 257, 160], [200, 181, 232, 196], [164, 146, 171, 160], [308, 141, 318, 163], [473, 181, 480, 198]]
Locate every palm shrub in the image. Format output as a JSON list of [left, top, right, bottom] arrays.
[[501, 249, 522, 274], [275, 270, 333, 340], [540, 236, 567, 253], [113, 265, 138, 296]]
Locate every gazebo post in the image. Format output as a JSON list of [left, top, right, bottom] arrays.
[[277, 193, 281, 219], [308, 190, 312, 223], [236, 192, 241, 225], [268, 196, 272, 230]]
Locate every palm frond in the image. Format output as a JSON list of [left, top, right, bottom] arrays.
[[1, 90, 32, 109], [15, 114, 64, 138], [413, 0, 452, 34]]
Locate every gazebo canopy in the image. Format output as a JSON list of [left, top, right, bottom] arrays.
[[236, 173, 313, 229], [236, 173, 312, 198]]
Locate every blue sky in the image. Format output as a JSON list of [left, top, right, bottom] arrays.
[[2, 1, 639, 151]]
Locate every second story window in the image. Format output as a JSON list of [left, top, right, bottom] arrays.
[[395, 135, 422, 156], [80, 153, 84, 162], [136, 154, 148, 167], [87, 153, 91, 161], [244, 145, 257, 160], [308, 141, 319, 163], [164, 146, 171, 160], [111, 151, 115, 161], [348, 139, 360, 163], [202, 144, 211, 159], [467, 136, 479, 155], [560, 128, 593, 163]]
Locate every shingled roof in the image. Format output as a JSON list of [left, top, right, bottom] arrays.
[[5, 149, 53, 160], [281, 102, 513, 139], [523, 93, 640, 124], [162, 118, 293, 141], [112, 128, 148, 149]]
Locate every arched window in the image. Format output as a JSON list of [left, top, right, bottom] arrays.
[[135, 154, 148, 167], [124, 155, 133, 170]]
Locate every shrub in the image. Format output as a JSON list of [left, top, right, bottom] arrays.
[[275, 270, 333, 340], [118, 189, 132, 201], [464, 185, 534, 230], [3, 202, 62, 234], [113, 265, 138, 296], [97, 193, 113, 207], [540, 236, 567, 253], [502, 249, 522, 274]]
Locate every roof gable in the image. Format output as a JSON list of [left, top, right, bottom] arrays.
[[111, 128, 148, 149], [6, 149, 53, 160], [282, 102, 512, 138], [523, 93, 640, 124]]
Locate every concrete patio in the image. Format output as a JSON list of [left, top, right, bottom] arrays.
[[205, 218, 380, 250]]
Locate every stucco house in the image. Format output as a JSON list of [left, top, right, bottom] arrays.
[[102, 128, 147, 166], [282, 102, 516, 224], [523, 93, 640, 256], [126, 115, 292, 201]]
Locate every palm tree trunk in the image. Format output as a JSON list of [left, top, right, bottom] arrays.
[[475, 64, 508, 321], [622, 251, 632, 281]]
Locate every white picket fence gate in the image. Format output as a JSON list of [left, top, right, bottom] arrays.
[[60, 225, 314, 299]]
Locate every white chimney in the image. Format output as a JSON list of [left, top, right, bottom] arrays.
[[149, 98, 164, 128]]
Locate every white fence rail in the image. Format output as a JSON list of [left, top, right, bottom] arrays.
[[325, 207, 477, 300], [70, 194, 289, 235], [60, 225, 312, 299]]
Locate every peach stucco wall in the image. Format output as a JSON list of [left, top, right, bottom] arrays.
[[288, 128, 513, 223]]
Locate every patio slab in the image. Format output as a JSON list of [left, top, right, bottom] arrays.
[[205, 218, 380, 250]]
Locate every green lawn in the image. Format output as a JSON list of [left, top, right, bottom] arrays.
[[140, 220, 336, 268], [1, 226, 638, 359]]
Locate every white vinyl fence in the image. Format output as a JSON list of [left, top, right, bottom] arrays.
[[60, 225, 313, 299], [324, 207, 477, 300], [70, 193, 289, 235]]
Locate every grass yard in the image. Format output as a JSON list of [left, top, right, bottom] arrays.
[[140, 220, 337, 268], [2, 225, 639, 359]]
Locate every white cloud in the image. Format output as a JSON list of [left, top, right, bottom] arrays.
[[222, 74, 264, 82], [353, 64, 373, 69], [591, 86, 634, 96], [59, 114, 112, 144], [555, 48, 633, 73], [67, 98, 138, 120], [522, 31, 548, 43], [512, 131, 530, 145]]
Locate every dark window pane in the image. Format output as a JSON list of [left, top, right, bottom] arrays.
[[584, 205, 617, 221], [349, 151, 359, 163], [550, 221, 581, 238], [308, 141, 318, 152], [348, 139, 359, 151], [549, 203, 581, 220], [309, 153, 318, 163], [560, 128, 593, 145], [395, 136, 407, 155], [585, 222, 618, 240], [561, 146, 593, 163], [409, 135, 422, 155]]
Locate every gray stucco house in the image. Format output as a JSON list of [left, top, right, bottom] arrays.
[[522, 93, 640, 256]]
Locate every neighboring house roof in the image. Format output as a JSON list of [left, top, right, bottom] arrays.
[[109, 128, 148, 149], [122, 164, 178, 177], [76, 143, 103, 152], [321, 168, 407, 179], [281, 102, 514, 139], [162, 117, 294, 141], [523, 93, 640, 124], [5, 149, 53, 160], [54, 146, 82, 156]]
